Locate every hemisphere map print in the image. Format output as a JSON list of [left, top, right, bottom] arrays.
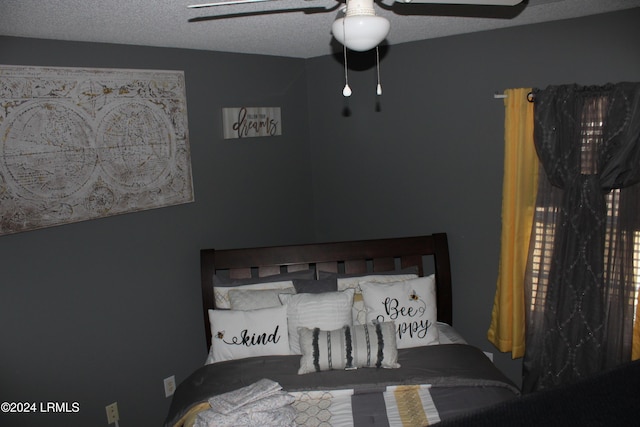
[[0, 65, 193, 236]]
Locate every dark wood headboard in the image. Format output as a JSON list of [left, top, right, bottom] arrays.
[[200, 233, 452, 350]]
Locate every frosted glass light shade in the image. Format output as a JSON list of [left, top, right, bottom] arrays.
[[332, 15, 390, 52]]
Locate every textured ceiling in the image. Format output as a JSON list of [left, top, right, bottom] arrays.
[[1, 0, 639, 58]]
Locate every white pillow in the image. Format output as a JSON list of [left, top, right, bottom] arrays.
[[360, 275, 439, 349], [337, 274, 419, 325], [205, 305, 290, 364], [229, 288, 296, 310], [213, 280, 295, 309], [279, 289, 354, 355], [297, 322, 401, 375]]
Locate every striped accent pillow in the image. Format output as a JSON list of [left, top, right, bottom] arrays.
[[297, 322, 400, 375]]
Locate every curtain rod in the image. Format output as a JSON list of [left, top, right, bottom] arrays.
[[493, 91, 536, 102]]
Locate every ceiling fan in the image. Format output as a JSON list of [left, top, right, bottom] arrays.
[[188, 0, 523, 96], [188, 0, 523, 51]]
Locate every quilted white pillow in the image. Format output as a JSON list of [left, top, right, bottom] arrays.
[[229, 287, 296, 310], [279, 289, 354, 355], [360, 275, 439, 349], [213, 280, 295, 309], [205, 305, 290, 364]]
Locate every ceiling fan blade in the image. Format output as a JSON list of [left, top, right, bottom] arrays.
[[188, 0, 280, 9], [394, 0, 522, 5]]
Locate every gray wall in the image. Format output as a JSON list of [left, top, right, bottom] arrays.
[[0, 39, 314, 426], [306, 7, 640, 386], [1, 7, 639, 427]]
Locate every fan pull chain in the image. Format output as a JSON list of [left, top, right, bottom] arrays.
[[342, 19, 352, 97], [376, 46, 382, 96]]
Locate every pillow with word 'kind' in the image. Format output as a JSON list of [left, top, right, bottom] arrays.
[[360, 275, 439, 349], [205, 305, 290, 364]]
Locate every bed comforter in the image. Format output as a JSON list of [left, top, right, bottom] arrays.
[[164, 344, 520, 427]]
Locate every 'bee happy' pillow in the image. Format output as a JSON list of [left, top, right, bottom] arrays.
[[360, 275, 439, 349]]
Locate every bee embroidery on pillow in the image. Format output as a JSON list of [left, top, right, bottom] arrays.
[[409, 290, 427, 312], [216, 331, 225, 340]]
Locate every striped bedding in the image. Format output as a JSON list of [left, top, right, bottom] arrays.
[[165, 344, 520, 427], [291, 384, 441, 427]]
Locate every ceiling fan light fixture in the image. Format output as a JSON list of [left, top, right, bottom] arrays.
[[332, 0, 390, 52]]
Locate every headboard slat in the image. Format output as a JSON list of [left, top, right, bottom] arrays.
[[286, 263, 310, 273], [230, 268, 251, 279], [373, 257, 395, 272], [258, 265, 280, 277], [344, 259, 367, 275], [316, 261, 338, 274]]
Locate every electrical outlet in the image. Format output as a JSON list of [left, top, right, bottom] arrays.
[[164, 375, 176, 397], [105, 402, 119, 424]]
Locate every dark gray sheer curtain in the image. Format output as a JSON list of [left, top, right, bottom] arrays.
[[522, 83, 640, 393]]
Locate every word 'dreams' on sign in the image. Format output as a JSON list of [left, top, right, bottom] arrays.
[[222, 107, 281, 139]]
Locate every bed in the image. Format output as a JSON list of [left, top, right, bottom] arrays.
[[164, 233, 520, 427]]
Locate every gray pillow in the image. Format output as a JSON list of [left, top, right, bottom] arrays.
[[317, 266, 419, 280], [214, 269, 315, 287], [292, 278, 337, 294]]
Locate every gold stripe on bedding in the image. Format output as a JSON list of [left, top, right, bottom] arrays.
[[385, 384, 440, 426]]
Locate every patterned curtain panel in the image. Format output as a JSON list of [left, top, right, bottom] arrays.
[[522, 83, 640, 393]]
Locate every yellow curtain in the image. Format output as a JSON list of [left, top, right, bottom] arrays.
[[487, 88, 537, 359]]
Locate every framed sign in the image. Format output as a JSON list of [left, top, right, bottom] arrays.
[[222, 107, 281, 139]]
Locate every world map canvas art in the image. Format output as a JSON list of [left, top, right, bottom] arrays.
[[0, 65, 193, 236]]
